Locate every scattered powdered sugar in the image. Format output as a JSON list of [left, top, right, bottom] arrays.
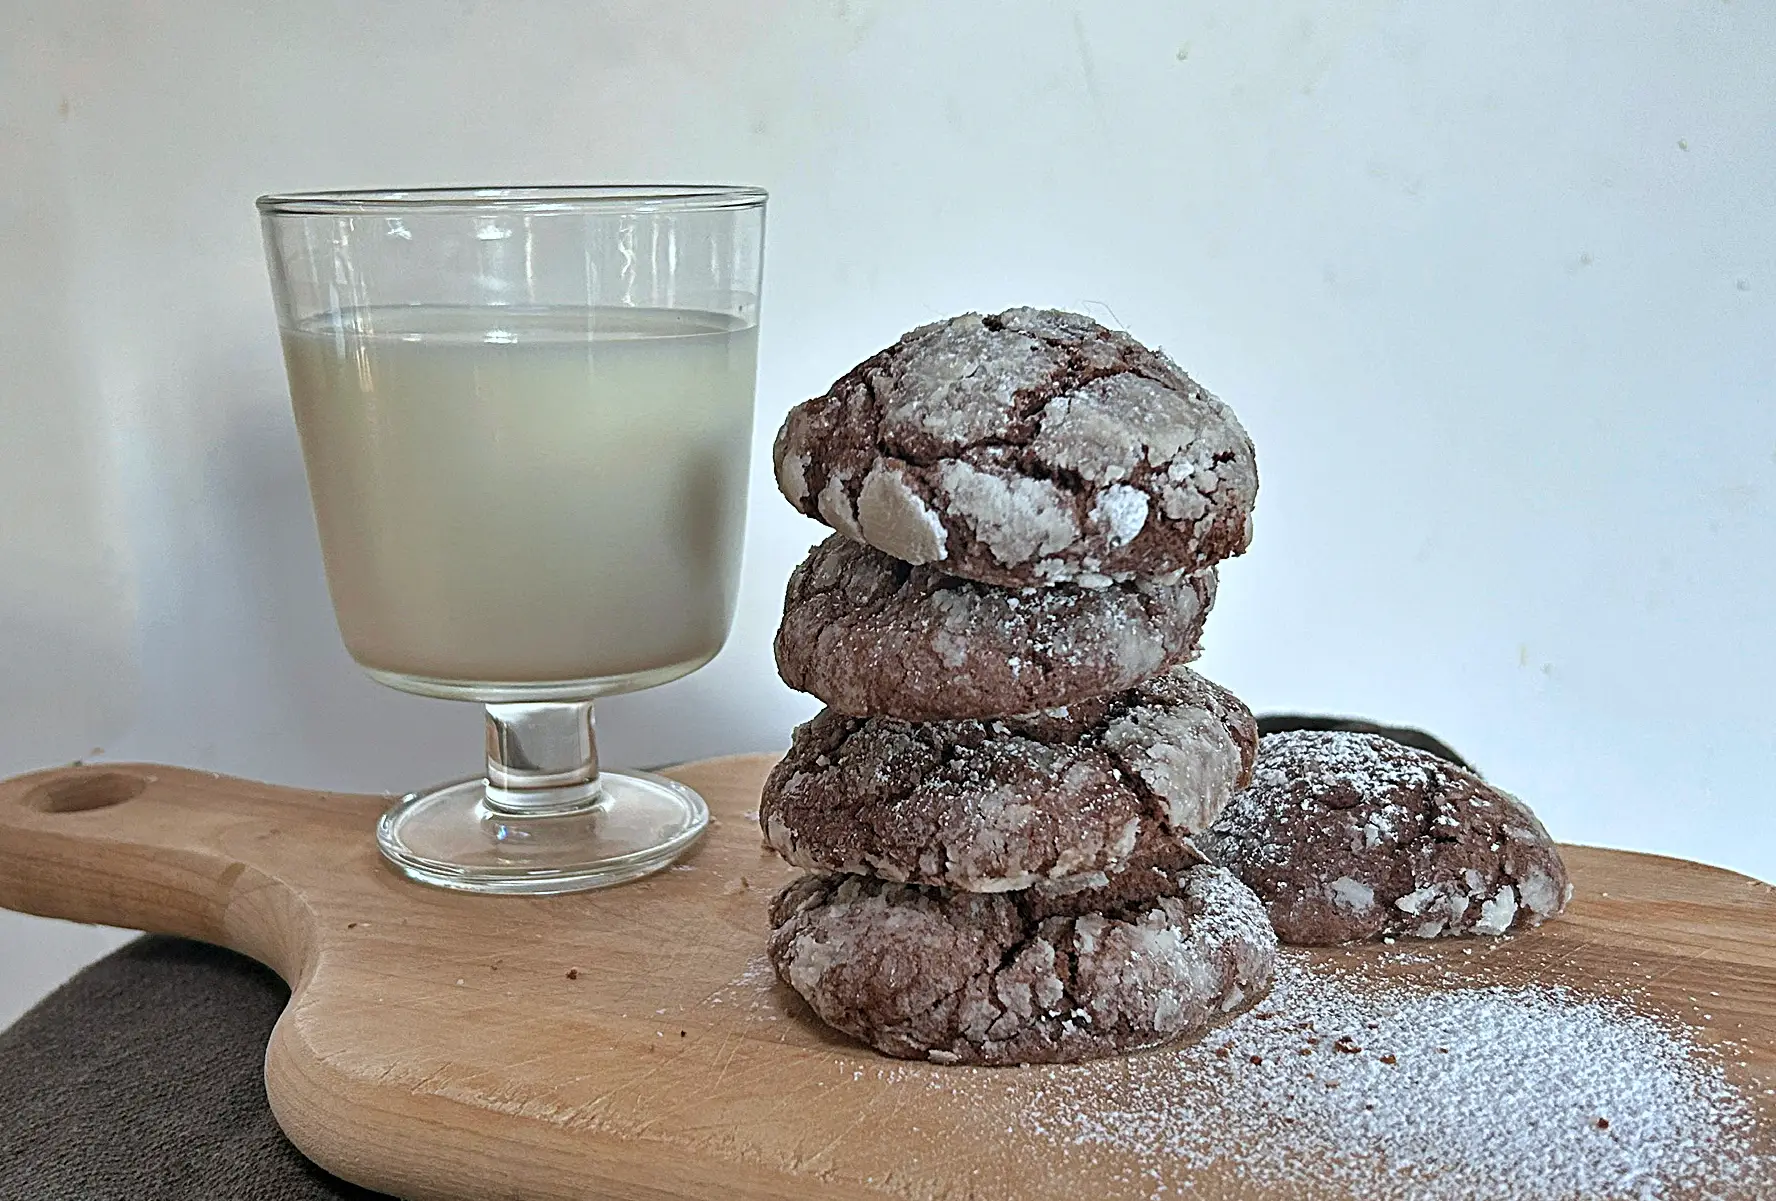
[[713, 936, 1768, 1196], [998, 955, 1772, 1199], [704, 954, 786, 1021], [1248, 729, 1438, 810]]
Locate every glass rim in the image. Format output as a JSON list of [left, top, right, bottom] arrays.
[[256, 183, 768, 217]]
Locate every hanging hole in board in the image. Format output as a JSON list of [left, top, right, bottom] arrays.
[[27, 772, 151, 814]]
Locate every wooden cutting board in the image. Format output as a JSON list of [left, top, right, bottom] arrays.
[[0, 755, 1771, 1200]]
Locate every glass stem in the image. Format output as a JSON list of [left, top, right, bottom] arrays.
[[483, 701, 603, 816]]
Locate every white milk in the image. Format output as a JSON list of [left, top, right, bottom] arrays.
[[281, 305, 757, 694]]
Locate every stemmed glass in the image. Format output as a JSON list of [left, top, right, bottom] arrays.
[[258, 185, 766, 894]]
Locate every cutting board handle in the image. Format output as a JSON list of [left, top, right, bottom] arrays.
[[0, 763, 383, 984]]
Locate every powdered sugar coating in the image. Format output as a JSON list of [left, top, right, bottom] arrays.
[[772, 308, 1258, 587], [775, 535, 1216, 720], [1201, 731, 1571, 945], [760, 667, 1257, 893], [856, 463, 948, 564], [767, 864, 1278, 1065]]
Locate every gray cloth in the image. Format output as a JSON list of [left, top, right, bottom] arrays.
[[0, 936, 385, 1200]]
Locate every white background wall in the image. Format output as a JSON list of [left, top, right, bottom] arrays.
[[2, 0, 1771, 1028]]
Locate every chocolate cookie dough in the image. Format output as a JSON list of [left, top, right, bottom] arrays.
[[1200, 730, 1571, 945], [767, 863, 1277, 1065], [772, 308, 1258, 588], [761, 667, 1258, 893], [776, 535, 1216, 720]]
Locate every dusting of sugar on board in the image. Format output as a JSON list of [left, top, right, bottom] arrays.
[[980, 954, 1772, 1199], [716, 935, 1771, 1197], [827, 951, 1775, 1199]]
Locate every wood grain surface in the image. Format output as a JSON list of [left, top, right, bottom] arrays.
[[0, 755, 1770, 1200]]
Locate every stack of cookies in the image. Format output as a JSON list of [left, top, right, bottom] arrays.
[[759, 309, 1280, 1065]]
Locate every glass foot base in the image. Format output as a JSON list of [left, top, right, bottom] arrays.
[[376, 770, 709, 895]]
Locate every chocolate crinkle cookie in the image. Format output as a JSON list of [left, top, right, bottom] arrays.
[[772, 308, 1258, 588], [761, 667, 1257, 893], [776, 534, 1216, 720], [1199, 730, 1571, 946], [768, 864, 1277, 1065]]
